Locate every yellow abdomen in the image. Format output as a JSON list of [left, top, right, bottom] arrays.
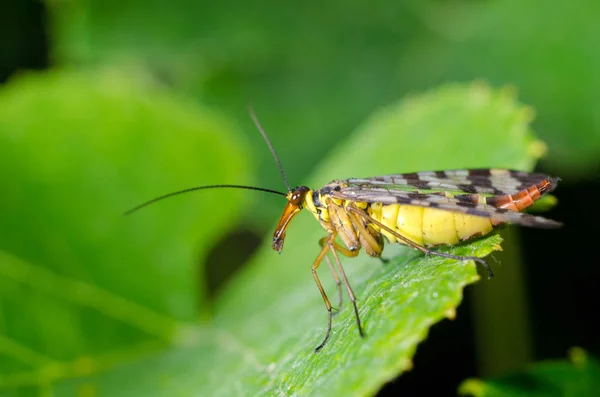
[[368, 203, 494, 247]]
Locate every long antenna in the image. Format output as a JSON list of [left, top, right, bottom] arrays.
[[125, 107, 292, 215], [247, 105, 292, 192], [124, 184, 286, 215]]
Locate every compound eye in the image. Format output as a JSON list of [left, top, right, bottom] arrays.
[[290, 186, 309, 205], [291, 192, 301, 204]]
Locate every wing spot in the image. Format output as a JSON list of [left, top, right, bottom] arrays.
[[403, 172, 420, 180], [457, 184, 478, 194], [467, 169, 492, 177], [407, 192, 430, 200]]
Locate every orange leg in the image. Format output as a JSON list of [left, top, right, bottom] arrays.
[[323, 254, 343, 312], [314, 235, 363, 352], [311, 236, 335, 352], [318, 236, 360, 312]]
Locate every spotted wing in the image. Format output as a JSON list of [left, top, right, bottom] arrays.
[[333, 169, 561, 228], [345, 169, 556, 195]]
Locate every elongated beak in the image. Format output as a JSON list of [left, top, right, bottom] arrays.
[[272, 201, 302, 252]]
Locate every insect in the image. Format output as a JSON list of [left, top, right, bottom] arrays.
[[126, 108, 561, 352]]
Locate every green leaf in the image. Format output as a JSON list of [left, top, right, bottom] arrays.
[[527, 195, 559, 213], [46, 1, 422, 226], [48, 0, 600, 181], [1, 82, 548, 395], [459, 348, 600, 397], [0, 67, 251, 378], [396, 0, 600, 177]]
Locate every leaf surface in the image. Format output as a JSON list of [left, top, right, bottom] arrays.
[[0, 82, 548, 396], [459, 349, 600, 397]]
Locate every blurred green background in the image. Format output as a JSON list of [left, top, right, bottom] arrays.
[[1, 0, 599, 396]]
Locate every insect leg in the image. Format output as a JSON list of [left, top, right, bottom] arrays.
[[347, 206, 495, 279], [346, 210, 384, 257], [328, 238, 365, 341], [318, 236, 362, 310], [312, 235, 336, 352], [319, 237, 343, 312]]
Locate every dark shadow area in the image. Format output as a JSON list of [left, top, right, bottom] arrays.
[[203, 228, 262, 302], [378, 301, 477, 396], [0, 0, 48, 83], [521, 170, 600, 360]]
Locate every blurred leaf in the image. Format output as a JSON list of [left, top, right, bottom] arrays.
[[0, 68, 251, 373], [47, 0, 600, 184], [46, 0, 422, 226], [0, 83, 551, 395], [459, 348, 600, 397], [527, 194, 559, 213], [398, 0, 600, 177]]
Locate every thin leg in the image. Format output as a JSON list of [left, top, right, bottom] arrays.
[[319, 236, 360, 258], [347, 206, 495, 279], [313, 234, 362, 352], [319, 236, 356, 312], [324, 254, 343, 312], [329, 240, 365, 339], [312, 236, 335, 352]]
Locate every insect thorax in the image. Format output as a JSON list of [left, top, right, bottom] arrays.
[[303, 182, 351, 224]]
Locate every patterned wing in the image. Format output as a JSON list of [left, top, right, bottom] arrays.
[[333, 169, 561, 228], [345, 169, 554, 196]]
